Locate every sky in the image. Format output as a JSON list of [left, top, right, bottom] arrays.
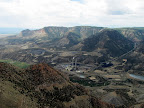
[[0, 0, 144, 29]]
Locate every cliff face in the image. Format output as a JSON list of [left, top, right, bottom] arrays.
[[118, 28, 144, 42], [43, 27, 69, 39], [19, 28, 47, 38], [53, 32, 81, 48], [0, 62, 114, 108], [68, 26, 104, 39]]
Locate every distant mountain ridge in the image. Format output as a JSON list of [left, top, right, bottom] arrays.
[[19, 26, 104, 40], [1, 26, 144, 42], [1, 26, 144, 45]]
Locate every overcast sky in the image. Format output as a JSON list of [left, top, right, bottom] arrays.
[[0, 0, 144, 29]]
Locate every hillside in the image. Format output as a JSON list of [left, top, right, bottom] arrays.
[[0, 62, 37, 108], [120, 41, 144, 75], [1, 48, 53, 64], [116, 28, 144, 42], [72, 29, 134, 57], [53, 32, 81, 48], [0, 62, 114, 108]]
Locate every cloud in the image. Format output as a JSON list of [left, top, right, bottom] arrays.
[[0, 0, 144, 28], [70, 0, 84, 3]]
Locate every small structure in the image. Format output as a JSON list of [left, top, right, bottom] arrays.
[[65, 66, 73, 71], [71, 56, 78, 71], [122, 59, 127, 64], [89, 76, 96, 80], [101, 62, 113, 67], [76, 70, 84, 73]]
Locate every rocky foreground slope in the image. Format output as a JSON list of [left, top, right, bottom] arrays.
[[0, 62, 114, 108]]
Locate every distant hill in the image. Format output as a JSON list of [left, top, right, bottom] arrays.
[[72, 29, 134, 57], [1, 26, 144, 42]]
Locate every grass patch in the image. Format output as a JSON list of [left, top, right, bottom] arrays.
[[0, 59, 30, 69]]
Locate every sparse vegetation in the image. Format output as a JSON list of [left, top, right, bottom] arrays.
[[0, 78, 37, 108]]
